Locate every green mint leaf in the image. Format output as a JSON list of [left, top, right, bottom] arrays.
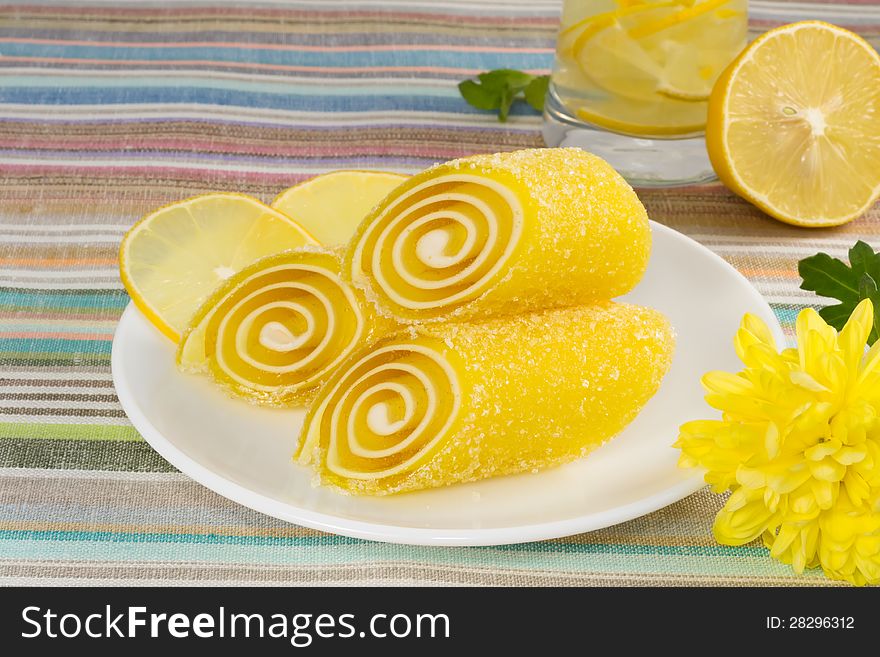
[[798, 252, 860, 305], [478, 69, 533, 93], [458, 69, 546, 121], [498, 87, 515, 123], [458, 79, 502, 111], [524, 75, 550, 112], [799, 242, 880, 345]]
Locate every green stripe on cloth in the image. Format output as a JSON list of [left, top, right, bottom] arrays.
[[0, 438, 175, 472], [0, 422, 142, 441]]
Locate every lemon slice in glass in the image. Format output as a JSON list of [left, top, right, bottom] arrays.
[[569, 0, 745, 127], [571, 4, 679, 102], [577, 97, 707, 136]]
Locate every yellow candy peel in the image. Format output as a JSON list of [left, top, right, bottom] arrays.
[[296, 302, 674, 495], [178, 247, 398, 407], [345, 148, 651, 323]]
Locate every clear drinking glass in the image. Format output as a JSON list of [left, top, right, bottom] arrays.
[[543, 0, 748, 186]]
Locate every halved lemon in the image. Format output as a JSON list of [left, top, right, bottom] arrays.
[[119, 193, 317, 342], [272, 170, 407, 246], [706, 21, 880, 227]]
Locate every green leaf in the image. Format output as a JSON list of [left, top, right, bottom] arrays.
[[524, 75, 550, 112], [849, 240, 880, 283], [798, 252, 860, 304], [457, 80, 501, 111], [799, 241, 880, 345], [478, 69, 533, 93], [457, 69, 546, 121], [858, 274, 880, 344], [818, 303, 855, 330], [858, 272, 878, 297], [497, 86, 515, 123]]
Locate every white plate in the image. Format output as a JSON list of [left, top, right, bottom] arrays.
[[112, 222, 783, 546]]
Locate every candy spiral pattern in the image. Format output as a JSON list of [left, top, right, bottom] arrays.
[[346, 148, 652, 322], [349, 173, 524, 313], [295, 303, 675, 495], [177, 248, 395, 407], [297, 342, 461, 482]]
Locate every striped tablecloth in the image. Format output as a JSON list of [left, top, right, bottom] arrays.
[[1, 0, 878, 587]]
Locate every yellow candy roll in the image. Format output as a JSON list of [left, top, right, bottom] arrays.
[[177, 248, 397, 407], [345, 148, 651, 322], [295, 302, 674, 495]]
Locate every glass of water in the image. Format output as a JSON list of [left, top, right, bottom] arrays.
[[543, 0, 748, 186]]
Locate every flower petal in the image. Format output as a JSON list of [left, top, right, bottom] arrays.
[[839, 299, 873, 373], [702, 371, 753, 395], [843, 471, 871, 507], [740, 313, 777, 349], [810, 478, 839, 509], [858, 339, 880, 387], [736, 465, 766, 489], [790, 490, 818, 516], [789, 371, 831, 392], [764, 423, 781, 459], [768, 523, 801, 558], [796, 308, 837, 371], [834, 446, 866, 466], [809, 458, 847, 483], [714, 489, 776, 545], [804, 440, 841, 461]]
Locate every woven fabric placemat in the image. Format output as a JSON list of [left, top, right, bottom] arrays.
[[0, 0, 875, 585]]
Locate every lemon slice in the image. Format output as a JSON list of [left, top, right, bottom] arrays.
[[119, 193, 317, 342], [651, 3, 747, 101], [578, 97, 707, 136], [563, 2, 677, 43], [656, 40, 736, 102], [272, 170, 407, 246], [570, 0, 744, 108], [571, 4, 679, 102], [628, 0, 731, 39], [706, 21, 880, 227]]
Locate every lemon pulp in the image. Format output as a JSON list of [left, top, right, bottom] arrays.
[[706, 21, 880, 226], [119, 193, 317, 342], [272, 171, 407, 246], [552, 0, 747, 136]]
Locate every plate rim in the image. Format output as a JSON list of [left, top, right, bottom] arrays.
[[111, 221, 782, 546]]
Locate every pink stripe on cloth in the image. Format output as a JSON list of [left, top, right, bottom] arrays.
[[0, 56, 523, 76], [0, 37, 555, 55]]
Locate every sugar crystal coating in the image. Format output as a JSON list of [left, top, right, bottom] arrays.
[[294, 302, 675, 495], [344, 147, 651, 323]]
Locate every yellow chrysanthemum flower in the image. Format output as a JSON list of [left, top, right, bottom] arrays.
[[676, 299, 880, 586]]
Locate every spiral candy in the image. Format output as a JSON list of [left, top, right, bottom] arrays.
[[177, 248, 397, 407], [295, 302, 674, 495], [345, 148, 651, 322]]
